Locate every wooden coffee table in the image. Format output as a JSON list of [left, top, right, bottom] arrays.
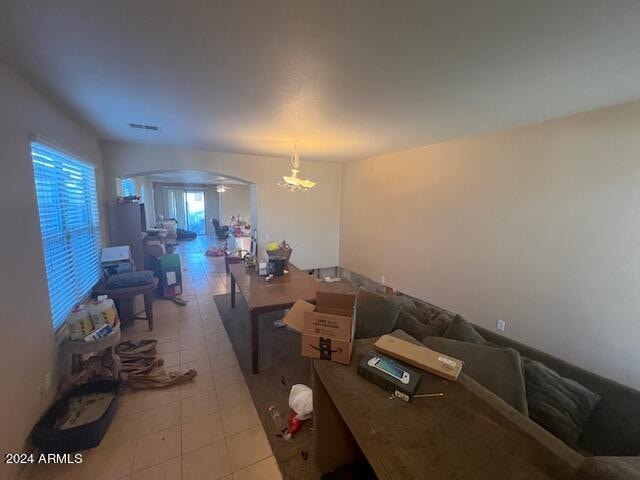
[[228, 263, 317, 373]]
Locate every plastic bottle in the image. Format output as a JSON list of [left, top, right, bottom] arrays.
[[267, 405, 291, 440]]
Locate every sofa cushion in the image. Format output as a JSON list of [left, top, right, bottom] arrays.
[[422, 337, 529, 414], [443, 315, 488, 345], [355, 290, 400, 339], [407, 301, 443, 325], [378, 291, 417, 311], [523, 358, 602, 448], [390, 328, 424, 346], [395, 310, 438, 341]]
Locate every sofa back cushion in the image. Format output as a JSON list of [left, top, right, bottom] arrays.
[[475, 325, 640, 456], [355, 290, 400, 339], [443, 315, 488, 345], [422, 337, 529, 414], [395, 310, 438, 341], [523, 358, 601, 449]]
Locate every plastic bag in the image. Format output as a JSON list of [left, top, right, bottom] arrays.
[[288, 384, 313, 420]]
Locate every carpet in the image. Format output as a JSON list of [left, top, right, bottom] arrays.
[[214, 293, 322, 479]]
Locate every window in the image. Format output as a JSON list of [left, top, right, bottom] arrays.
[[31, 142, 101, 330], [121, 177, 136, 197]]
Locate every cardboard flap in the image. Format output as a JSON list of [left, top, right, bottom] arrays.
[[282, 299, 316, 333], [315, 306, 354, 316], [316, 291, 355, 311]]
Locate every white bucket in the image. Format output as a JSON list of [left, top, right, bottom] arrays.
[[89, 298, 119, 329], [68, 306, 93, 341]]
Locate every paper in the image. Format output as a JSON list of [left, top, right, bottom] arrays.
[[166, 271, 177, 285]]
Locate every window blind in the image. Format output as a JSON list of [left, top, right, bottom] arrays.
[[31, 142, 101, 330], [121, 178, 136, 197]]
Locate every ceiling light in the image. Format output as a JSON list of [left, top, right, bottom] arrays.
[[217, 185, 228, 193], [278, 145, 316, 192]]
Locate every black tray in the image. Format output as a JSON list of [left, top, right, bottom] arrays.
[[31, 379, 121, 453]]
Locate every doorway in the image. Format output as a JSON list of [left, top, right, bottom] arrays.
[[185, 190, 206, 234]]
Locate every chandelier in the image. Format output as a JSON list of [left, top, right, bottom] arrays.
[[277, 145, 316, 192]]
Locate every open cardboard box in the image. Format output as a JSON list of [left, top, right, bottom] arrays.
[[283, 291, 356, 365]]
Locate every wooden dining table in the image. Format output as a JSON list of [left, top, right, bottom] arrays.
[[228, 263, 317, 373]]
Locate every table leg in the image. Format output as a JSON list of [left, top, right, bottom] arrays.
[[143, 292, 154, 331], [230, 274, 236, 308], [115, 298, 134, 326], [251, 310, 259, 374]]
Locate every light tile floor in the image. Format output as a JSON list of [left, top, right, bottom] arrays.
[[28, 235, 283, 480]]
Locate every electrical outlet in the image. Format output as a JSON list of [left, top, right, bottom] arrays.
[[44, 372, 51, 392], [496, 318, 506, 332]]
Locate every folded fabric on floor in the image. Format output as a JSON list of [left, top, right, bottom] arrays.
[[115, 340, 197, 389]]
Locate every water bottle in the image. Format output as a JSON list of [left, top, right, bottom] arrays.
[[267, 405, 291, 440]]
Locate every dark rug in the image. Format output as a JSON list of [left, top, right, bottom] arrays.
[[214, 294, 322, 479]]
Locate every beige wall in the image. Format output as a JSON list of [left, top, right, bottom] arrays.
[[341, 101, 640, 390], [100, 141, 342, 269], [219, 184, 250, 226], [0, 62, 105, 479]]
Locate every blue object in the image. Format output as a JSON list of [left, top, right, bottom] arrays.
[[31, 142, 101, 330]]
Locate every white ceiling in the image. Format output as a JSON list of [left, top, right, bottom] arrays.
[[139, 171, 248, 186], [2, 1, 640, 162]]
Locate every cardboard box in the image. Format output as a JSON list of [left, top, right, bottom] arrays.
[[374, 334, 463, 382], [303, 291, 355, 339], [301, 334, 353, 365], [283, 292, 356, 365]]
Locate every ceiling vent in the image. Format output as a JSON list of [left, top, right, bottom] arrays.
[[129, 123, 160, 131]]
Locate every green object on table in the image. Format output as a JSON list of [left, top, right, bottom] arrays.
[[266, 241, 280, 251], [149, 253, 182, 298]]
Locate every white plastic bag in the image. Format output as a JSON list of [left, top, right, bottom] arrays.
[[288, 384, 313, 420]]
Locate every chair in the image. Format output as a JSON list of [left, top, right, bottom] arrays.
[[212, 218, 229, 240]]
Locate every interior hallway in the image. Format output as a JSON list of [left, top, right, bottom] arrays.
[[28, 235, 282, 480]]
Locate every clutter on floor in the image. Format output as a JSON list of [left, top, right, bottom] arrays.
[[171, 296, 189, 306], [115, 339, 197, 389], [31, 380, 121, 453], [205, 246, 225, 256], [177, 227, 197, 240], [65, 300, 122, 386], [268, 383, 314, 441], [65, 348, 121, 388], [214, 293, 325, 478], [55, 392, 115, 430]]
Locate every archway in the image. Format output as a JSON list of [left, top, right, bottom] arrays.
[[117, 169, 257, 242]]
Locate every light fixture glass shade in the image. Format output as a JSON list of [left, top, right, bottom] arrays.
[[278, 147, 316, 191]]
